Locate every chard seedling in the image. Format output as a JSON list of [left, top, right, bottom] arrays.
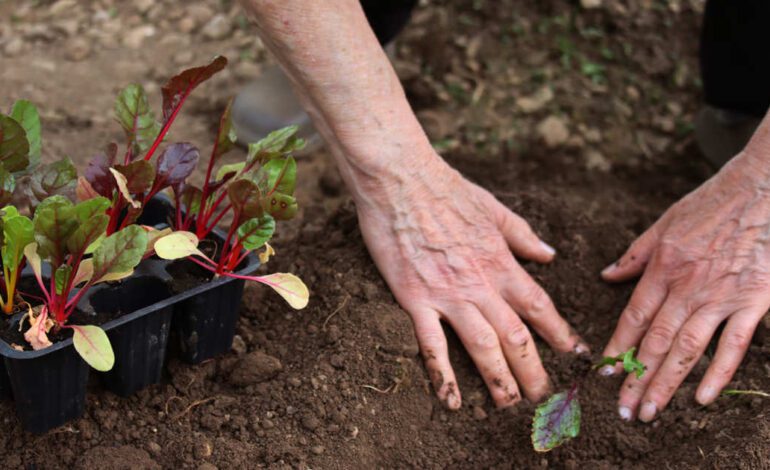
[[81, 57, 308, 310], [0, 206, 33, 314], [21, 196, 148, 371], [531, 347, 645, 452]]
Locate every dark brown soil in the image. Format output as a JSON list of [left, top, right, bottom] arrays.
[[1, 0, 769, 469]]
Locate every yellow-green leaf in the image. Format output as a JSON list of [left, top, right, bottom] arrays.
[[257, 273, 309, 309], [72, 325, 114, 371]]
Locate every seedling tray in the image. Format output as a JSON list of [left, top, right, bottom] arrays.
[[0, 196, 259, 433]]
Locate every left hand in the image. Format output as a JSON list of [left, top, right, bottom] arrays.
[[599, 149, 770, 422]]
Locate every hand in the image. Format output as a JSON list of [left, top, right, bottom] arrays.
[[600, 150, 770, 422], [356, 156, 587, 409]]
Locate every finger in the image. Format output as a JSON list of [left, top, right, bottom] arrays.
[[616, 294, 689, 419], [600, 270, 667, 375], [494, 201, 555, 264], [411, 308, 461, 410], [634, 313, 721, 422], [602, 222, 664, 283], [696, 310, 761, 405], [444, 307, 522, 408], [476, 294, 551, 402], [501, 261, 588, 355]]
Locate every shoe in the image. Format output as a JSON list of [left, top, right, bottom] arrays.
[[231, 65, 323, 155], [695, 105, 761, 168]]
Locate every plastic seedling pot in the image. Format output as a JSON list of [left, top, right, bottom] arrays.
[[137, 196, 260, 364]]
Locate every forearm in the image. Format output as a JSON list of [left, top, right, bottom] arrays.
[[239, 0, 440, 207]]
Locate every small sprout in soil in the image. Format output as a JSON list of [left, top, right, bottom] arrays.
[[531, 347, 645, 452], [721, 389, 770, 399]]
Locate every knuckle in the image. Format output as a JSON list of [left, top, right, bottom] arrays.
[[522, 283, 551, 315], [723, 330, 751, 350], [676, 328, 702, 356], [643, 325, 675, 355], [504, 320, 531, 349], [624, 304, 650, 329], [711, 363, 736, 381], [471, 327, 499, 352]]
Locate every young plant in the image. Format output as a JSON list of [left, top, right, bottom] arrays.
[[531, 347, 646, 452], [21, 195, 149, 371], [0, 206, 33, 314]]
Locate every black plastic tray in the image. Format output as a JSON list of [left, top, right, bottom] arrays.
[[0, 196, 260, 433]]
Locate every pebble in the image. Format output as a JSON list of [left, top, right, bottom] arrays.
[[133, 0, 154, 14], [580, 0, 603, 8], [173, 49, 194, 66], [228, 351, 283, 386], [536, 116, 570, 148], [178, 17, 197, 34], [231, 335, 247, 355], [188, 5, 215, 25], [329, 354, 345, 369], [584, 150, 611, 172], [233, 60, 260, 80], [472, 406, 488, 420], [146, 441, 162, 456], [202, 14, 232, 40], [123, 25, 156, 49], [311, 445, 325, 455], [515, 86, 553, 113], [3, 37, 23, 57], [64, 37, 92, 61], [193, 440, 213, 460], [301, 414, 321, 431]]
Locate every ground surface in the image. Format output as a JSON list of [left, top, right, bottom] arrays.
[[1, 0, 769, 468]]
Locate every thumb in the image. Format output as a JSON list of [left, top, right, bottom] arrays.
[[495, 201, 555, 264], [602, 222, 663, 282]]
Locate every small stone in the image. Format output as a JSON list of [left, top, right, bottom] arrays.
[[3, 37, 24, 57], [64, 37, 91, 61], [301, 414, 321, 431], [311, 445, 325, 455], [173, 50, 194, 65], [134, 0, 154, 14], [536, 116, 570, 148], [262, 419, 275, 429], [146, 441, 162, 456], [288, 377, 302, 387], [233, 60, 260, 80], [178, 17, 197, 34], [231, 335, 247, 355], [472, 406, 488, 420], [194, 440, 213, 460], [123, 25, 156, 49], [516, 86, 553, 113], [202, 14, 231, 40], [329, 354, 345, 369], [580, 0, 602, 8], [49, 0, 77, 15], [584, 150, 611, 172], [55, 19, 80, 36], [228, 351, 283, 386], [188, 5, 215, 25]]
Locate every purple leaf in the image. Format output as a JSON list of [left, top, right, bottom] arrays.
[[531, 385, 581, 452], [156, 142, 199, 191], [160, 56, 227, 123], [85, 143, 118, 197]]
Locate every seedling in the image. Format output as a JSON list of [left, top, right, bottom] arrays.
[[531, 347, 645, 452], [81, 57, 308, 310]]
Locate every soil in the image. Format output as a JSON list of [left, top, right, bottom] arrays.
[[1, 0, 769, 469]]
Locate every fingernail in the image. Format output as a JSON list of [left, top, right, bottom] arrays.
[[574, 343, 590, 355], [598, 365, 616, 376], [696, 386, 717, 405], [618, 405, 632, 421], [638, 401, 657, 422], [540, 241, 556, 256], [446, 392, 461, 410], [601, 262, 618, 277]]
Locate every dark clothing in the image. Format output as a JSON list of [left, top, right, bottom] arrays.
[[364, 1, 770, 117], [701, 1, 770, 117]]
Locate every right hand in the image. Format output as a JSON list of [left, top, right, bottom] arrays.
[[356, 155, 588, 409]]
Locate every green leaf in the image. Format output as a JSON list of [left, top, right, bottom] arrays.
[[92, 225, 148, 280], [72, 325, 114, 372], [262, 156, 297, 195], [54, 265, 72, 296], [179, 185, 203, 216], [66, 214, 109, 254], [246, 125, 303, 162], [227, 178, 263, 220], [532, 388, 581, 452], [2, 212, 33, 270], [33, 195, 77, 265], [237, 215, 275, 250], [213, 98, 237, 162], [263, 192, 298, 221], [28, 157, 78, 206], [114, 84, 161, 156], [0, 115, 30, 173], [215, 162, 245, 182], [595, 347, 646, 379], [0, 165, 16, 206], [10, 100, 41, 169], [115, 159, 156, 194], [73, 196, 110, 223]]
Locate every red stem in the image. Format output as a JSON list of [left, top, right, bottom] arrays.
[[142, 87, 194, 162]]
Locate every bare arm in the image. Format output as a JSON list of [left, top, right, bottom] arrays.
[[239, 0, 586, 409]]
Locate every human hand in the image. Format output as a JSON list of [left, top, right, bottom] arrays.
[[356, 156, 587, 409], [600, 150, 770, 422]]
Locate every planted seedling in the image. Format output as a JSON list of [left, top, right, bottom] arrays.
[[531, 347, 646, 452], [0, 206, 33, 314]]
